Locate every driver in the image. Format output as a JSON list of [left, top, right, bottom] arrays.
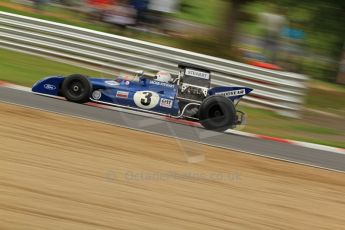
[[154, 71, 172, 83]]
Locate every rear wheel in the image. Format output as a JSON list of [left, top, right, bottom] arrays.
[[61, 74, 92, 103], [198, 95, 236, 132]]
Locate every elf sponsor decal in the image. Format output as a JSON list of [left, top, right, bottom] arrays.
[[215, 89, 246, 97], [160, 98, 173, 108], [149, 80, 175, 88], [116, 90, 129, 99], [185, 68, 210, 80], [44, 84, 56, 90]]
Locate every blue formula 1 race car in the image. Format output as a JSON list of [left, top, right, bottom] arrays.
[[32, 63, 253, 132]]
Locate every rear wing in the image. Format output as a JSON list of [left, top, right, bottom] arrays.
[[208, 86, 253, 102]]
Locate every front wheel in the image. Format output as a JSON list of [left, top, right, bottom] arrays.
[[61, 74, 92, 103], [198, 95, 236, 132]]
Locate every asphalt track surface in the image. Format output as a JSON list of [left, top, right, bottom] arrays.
[[1, 86, 345, 172]]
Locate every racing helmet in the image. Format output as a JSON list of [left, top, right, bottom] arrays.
[[154, 71, 172, 83]]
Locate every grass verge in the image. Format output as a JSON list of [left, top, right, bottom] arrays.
[[238, 106, 345, 148], [0, 49, 111, 86]]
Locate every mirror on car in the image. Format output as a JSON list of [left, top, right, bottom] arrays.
[[135, 70, 144, 78]]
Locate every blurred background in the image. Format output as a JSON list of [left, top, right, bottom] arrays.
[[3, 0, 345, 82], [0, 0, 344, 147]]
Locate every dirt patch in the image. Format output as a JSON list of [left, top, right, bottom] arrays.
[[1, 102, 345, 230]]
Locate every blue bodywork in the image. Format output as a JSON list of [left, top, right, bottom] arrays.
[[32, 75, 253, 117]]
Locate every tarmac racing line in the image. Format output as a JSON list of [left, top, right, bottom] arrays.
[[1, 84, 345, 173]]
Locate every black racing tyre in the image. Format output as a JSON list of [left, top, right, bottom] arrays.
[[61, 74, 92, 103], [198, 95, 236, 132]]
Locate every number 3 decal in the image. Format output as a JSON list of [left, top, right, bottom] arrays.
[[141, 92, 152, 106], [134, 91, 159, 109]]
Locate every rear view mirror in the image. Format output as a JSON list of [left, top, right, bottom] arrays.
[[135, 70, 144, 78]]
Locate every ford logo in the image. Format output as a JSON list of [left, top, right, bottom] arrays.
[[44, 84, 56, 90]]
